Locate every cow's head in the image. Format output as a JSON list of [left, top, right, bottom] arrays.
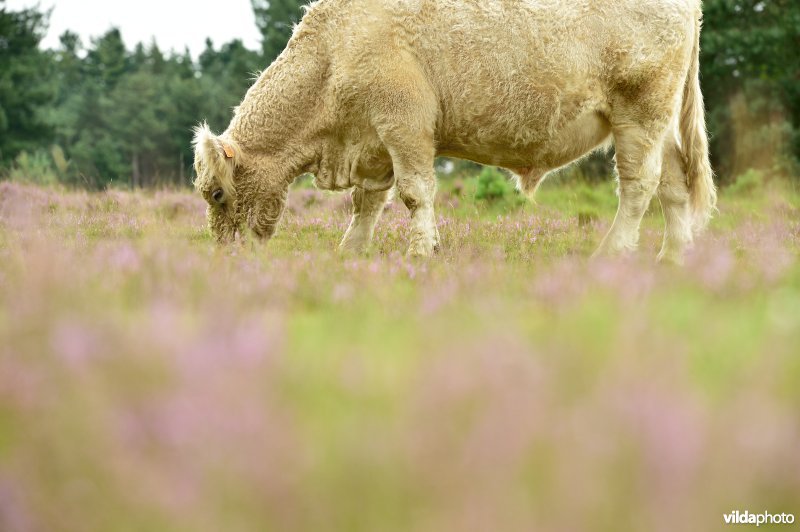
[[192, 123, 288, 244]]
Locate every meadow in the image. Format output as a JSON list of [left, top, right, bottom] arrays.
[[1, 171, 799, 532]]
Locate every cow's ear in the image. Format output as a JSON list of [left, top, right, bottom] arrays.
[[193, 122, 240, 166], [193, 122, 217, 162], [192, 122, 237, 198]]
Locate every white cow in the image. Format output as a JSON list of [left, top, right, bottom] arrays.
[[194, 0, 716, 262]]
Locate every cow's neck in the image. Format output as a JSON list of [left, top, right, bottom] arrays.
[[226, 36, 329, 182]]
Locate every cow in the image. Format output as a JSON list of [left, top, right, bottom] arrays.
[[193, 0, 716, 263]]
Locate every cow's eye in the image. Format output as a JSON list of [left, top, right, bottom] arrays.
[[212, 189, 224, 203]]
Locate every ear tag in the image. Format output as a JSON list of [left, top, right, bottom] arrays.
[[222, 144, 235, 159]]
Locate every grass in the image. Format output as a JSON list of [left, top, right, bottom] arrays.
[[0, 173, 799, 531]]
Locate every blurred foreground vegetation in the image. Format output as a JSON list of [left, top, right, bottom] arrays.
[[0, 175, 798, 531], [0, 0, 799, 188]]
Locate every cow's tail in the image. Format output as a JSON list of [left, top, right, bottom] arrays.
[[679, 9, 717, 232]]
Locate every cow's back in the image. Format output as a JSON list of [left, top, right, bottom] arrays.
[[413, 0, 695, 150], [316, 0, 697, 167]]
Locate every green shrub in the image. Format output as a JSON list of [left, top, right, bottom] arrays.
[[727, 168, 764, 196], [474, 166, 522, 206], [5, 146, 70, 186]]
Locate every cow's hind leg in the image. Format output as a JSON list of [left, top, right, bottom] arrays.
[[657, 140, 693, 263], [339, 186, 390, 254], [593, 125, 665, 257]]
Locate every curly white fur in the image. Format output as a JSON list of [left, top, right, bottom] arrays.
[[194, 0, 714, 261]]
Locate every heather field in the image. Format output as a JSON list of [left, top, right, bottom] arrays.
[[1, 175, 799, 532]]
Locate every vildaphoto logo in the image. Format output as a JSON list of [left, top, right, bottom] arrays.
[[724, 510, 795, 526]]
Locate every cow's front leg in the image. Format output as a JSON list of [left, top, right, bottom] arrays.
[[339, 187, 389, 254], [397, 169, 439, 257], [371, 71, 439, 257]]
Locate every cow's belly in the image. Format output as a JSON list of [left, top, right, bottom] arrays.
[[437, 107, 612, 173]]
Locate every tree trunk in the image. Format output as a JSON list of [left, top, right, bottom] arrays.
[[132, 152, 141, 188]]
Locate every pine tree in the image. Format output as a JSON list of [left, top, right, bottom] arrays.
[[251, 0, 305, 63], [0, 3, 54, 164]]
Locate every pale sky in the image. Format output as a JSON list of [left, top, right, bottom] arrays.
[[5, 0, 262, 57]]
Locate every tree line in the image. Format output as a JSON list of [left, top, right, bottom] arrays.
[[0, 0, 798, 188]]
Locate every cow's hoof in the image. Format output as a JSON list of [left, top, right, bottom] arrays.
[[407, 240, 436, 258], [339, 241, 367, 255], [656, 249, 684, 265], [591, 238, 637, 260]]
